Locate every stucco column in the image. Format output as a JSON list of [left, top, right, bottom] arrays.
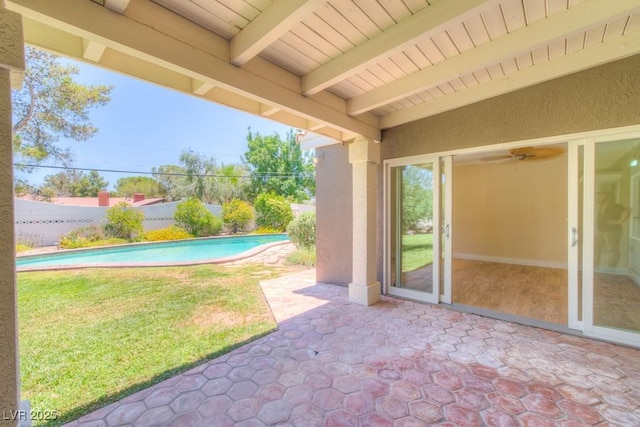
[[0, 3, 25, 426], [348, 136, 381, 305]]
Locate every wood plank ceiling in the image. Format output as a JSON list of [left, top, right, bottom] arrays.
[[7, 0, 640, 146]]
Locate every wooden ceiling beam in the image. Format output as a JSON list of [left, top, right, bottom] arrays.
[[349, 0, 640, 116], [301, 0, 493, 96], [230, 0, 326, 66], [8, 0, 380, 141], [380, 26, 640, 129]]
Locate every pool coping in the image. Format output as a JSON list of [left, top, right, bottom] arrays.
[[16, 238, 292, 272]]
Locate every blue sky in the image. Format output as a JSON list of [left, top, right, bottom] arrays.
[[18, 58, 294, 190]]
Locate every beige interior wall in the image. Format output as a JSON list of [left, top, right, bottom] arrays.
[[316, 144, 352, 286], [453, 155, 568, 265]]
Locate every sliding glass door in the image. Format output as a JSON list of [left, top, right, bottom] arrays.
[[570, 134, 640, 346], [386, 156, 451, 304]]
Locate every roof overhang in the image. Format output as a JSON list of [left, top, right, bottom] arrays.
[[6, 0, 640, 146]]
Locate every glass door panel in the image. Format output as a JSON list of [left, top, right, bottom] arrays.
[[389, 162, 438, 302], [592, 138, 640, 334]]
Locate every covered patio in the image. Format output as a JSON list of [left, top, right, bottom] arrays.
[[2, 0, 640, 424], [66, 269, 640, 426]]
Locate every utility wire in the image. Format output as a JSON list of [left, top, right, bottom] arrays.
[[13, 163, 315, 179]]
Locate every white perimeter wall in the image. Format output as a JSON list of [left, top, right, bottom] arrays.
[[16, 200, 315, 246], [15, 199, 222, 246]]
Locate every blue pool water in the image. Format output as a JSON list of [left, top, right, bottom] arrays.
[[17, 234, 289, 269]]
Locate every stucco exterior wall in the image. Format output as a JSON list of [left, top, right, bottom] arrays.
[[376, 56, 640, 283], [382, 54, 640, 158], [316, 144, 352, 286], [317, 55, 640, 287], [0, 4, 24, 423]]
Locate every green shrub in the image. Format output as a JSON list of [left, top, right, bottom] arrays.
[[16, 244, 32, 253], [254, 193, 293, 232], [16, 232, 43, 249], [105, 202, 144, 240], [254, 226, 282, 234], [286, 211, 316, 248], [286, 246, 316, 267], [222, 199, 254, 233], [59, 224, 106, 249], [174, 198, 222, 237], [144, 226, 193, 241]]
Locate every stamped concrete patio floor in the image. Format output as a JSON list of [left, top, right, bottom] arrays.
[[68, 269, 640, 426]]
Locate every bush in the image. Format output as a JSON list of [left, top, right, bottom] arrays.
[[59, 224, 106, 249], [286, 211, 316, 248], [174, 198, 222, 237], [286, 246, 316, 267], [16, 232, 43, 249], [144, 226, 192, 242], [16, 244, 32, 253], [105, 202, 144, 240], [254, 193, 293, 232], [254, 227, 282, 234], [222, 199, 254, 233]]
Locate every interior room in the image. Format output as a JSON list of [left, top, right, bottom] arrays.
[[452, 144, 569, 325], [452, 142, 640, 332]]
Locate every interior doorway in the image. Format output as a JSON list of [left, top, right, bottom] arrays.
[[451, 144, 569, 325]]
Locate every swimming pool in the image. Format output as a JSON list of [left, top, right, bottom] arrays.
[[16, 234, 289, 270]]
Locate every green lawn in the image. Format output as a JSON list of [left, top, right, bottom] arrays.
[[401, 233, 434, 272], [18, 264, 290, 426]]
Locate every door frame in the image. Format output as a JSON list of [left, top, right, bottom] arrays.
[[382, 124, 640, 348], [574, 132, 640, 347], [383, 154, 450, 304]]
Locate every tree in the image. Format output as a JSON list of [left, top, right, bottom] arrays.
[[75, 170, 109, 197], [39, 169, 108, 197], [40, 169, 84, 197], [215, 163, 248, 203], [180, 150, 217, 203], [12, 47, 112, 170], [177, 151, 247, 204], [152, 164, 190, 202], [115, 176, 163, 198], [401, 165, 433, 233], [242, 129, 315, 202]]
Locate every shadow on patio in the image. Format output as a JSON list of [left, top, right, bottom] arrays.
[[67, 269, 640, 426]]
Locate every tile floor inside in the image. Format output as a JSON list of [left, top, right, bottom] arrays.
[[67, 269, 640, 426]]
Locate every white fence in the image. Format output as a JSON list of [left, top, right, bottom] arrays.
[[15, 199, 315, 246], [290, 203, 315, 217], [15, 199, 222, 246]]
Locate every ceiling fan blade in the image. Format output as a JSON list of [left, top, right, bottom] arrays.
[[481, 155, 512, 162], [526, 147, 565, 159], [509, 147, 533, 156]]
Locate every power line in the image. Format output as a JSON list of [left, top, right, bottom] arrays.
[[13, 163, 315, 179]]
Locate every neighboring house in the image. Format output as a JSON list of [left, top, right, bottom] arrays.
[[51, 192, 164, 207], [19, 191, 164, 207], [2, 0, 640, 417]]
